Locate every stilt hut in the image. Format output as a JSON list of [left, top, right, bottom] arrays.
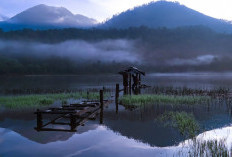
[[119, 67, 145, 94]]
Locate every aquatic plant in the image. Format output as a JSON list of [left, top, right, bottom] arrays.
[[39, 98, 54, 106], [0, 92, 109, 109], [120, 94, 209, 106], [148, 86, 230, 97], [188, 139, 231, 157], [4, 87, 113, 95], [157, 111, 199, 138]]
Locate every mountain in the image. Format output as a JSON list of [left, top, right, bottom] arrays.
[[0, 4, 98, 31], [103, 1, 232, 33]]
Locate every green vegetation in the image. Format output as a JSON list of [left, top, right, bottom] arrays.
[[0, 92, 107, 109], [120, 94, 209, 106], [157, 111, 199, 138], [150, 86, 229, 97], [188, 139, 230, 157]]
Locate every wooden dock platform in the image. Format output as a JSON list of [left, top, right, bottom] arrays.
[[35, 90, 105, 132]]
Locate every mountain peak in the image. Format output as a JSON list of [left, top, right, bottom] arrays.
[[8, 4, 98, 27], [31, 4, 73, 15], [145, 0, 181, 6], [103, 1, 232, 33], [10, 4, 73, 24]]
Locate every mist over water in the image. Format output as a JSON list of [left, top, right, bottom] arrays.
[[0, 39, 220, 65], [0, 39, 140, 63], [0, 34, 230, 75]]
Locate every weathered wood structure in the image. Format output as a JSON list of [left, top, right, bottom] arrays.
[[35, 90, 105, 132], [119, 67, 145, 95]]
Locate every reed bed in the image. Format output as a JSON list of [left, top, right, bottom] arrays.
[[3, 87, 113, 95], [188, 139, 231, 157], [0, 92, 107, 109], [147, 86, 229, 97], [120, 94, 210, 106], [157, 111, 199, 138]]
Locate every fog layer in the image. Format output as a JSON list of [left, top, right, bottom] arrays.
[[0, 39, 140, 63]]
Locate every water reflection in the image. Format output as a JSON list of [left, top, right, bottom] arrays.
[[0, 126, 177, 157], [1, 124, 232, 157], [0, 109, 99, 144], [103, 102, 232, 147], [0, 100, 231, 147]]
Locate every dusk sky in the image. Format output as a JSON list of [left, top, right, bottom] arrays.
[[0, 0, 232, 22]]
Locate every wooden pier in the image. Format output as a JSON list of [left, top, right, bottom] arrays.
[[34, 67, 149, 132], [35, 90, 105, 132]]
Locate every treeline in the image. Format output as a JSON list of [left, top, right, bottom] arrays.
[[0, 54, 134, 75], [0, 25, 226, 43]]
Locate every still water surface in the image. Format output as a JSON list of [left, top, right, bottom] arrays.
[[1, 73, 232, 156]]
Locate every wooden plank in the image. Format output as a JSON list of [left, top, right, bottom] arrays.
[[82, 100, 108, 103], [41, 114, 68, 127], [49, 107, 83, 111], [51, 122, 70, 125], [69, 103, 99, 107], [88, 111, 99, 120], [35, 110, 78, 114], [35, 127, 76, 132], [74, 106, 100, 117], [76, 108, 100, 125], [62, 105, 86, 110]]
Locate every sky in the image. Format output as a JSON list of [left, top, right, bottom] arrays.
[[0, 0, 232, 22]]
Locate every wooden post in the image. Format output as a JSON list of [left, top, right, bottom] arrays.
[[124, 86, 127, 95], [139, 74, 141, 86], [123, 73, 129, 95], [136, 73, 138, 88], [129, 74, 132, 95], [100, 90, 104, 124], [87, 91, 89, 100], [36, 109, 42, 130], [70, 114, 76, 131], [115, 84, 119, 113]]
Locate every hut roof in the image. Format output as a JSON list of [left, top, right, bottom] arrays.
[[119, 67, 145, 76]]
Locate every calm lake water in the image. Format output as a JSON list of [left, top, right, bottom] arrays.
[[1, 73, 232, 157]]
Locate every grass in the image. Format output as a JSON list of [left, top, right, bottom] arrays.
[[0, 91, 108, 109], [188, 139, 231, 157], [149, 86, 229, 97], [157, 111, 199, 138], [120, 94, 209, 106]]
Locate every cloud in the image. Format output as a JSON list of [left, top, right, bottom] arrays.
[[167, 55, 217, 66]]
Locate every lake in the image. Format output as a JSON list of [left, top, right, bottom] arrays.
[[1, 73, 232, 156]]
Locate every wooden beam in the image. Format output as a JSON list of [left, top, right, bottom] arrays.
[[100, 90, 104, 124], [36, 109, 42, 130], [115, 84, 119, 113], [129, 74, 132, 95], [34, 127, 76, 132]]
